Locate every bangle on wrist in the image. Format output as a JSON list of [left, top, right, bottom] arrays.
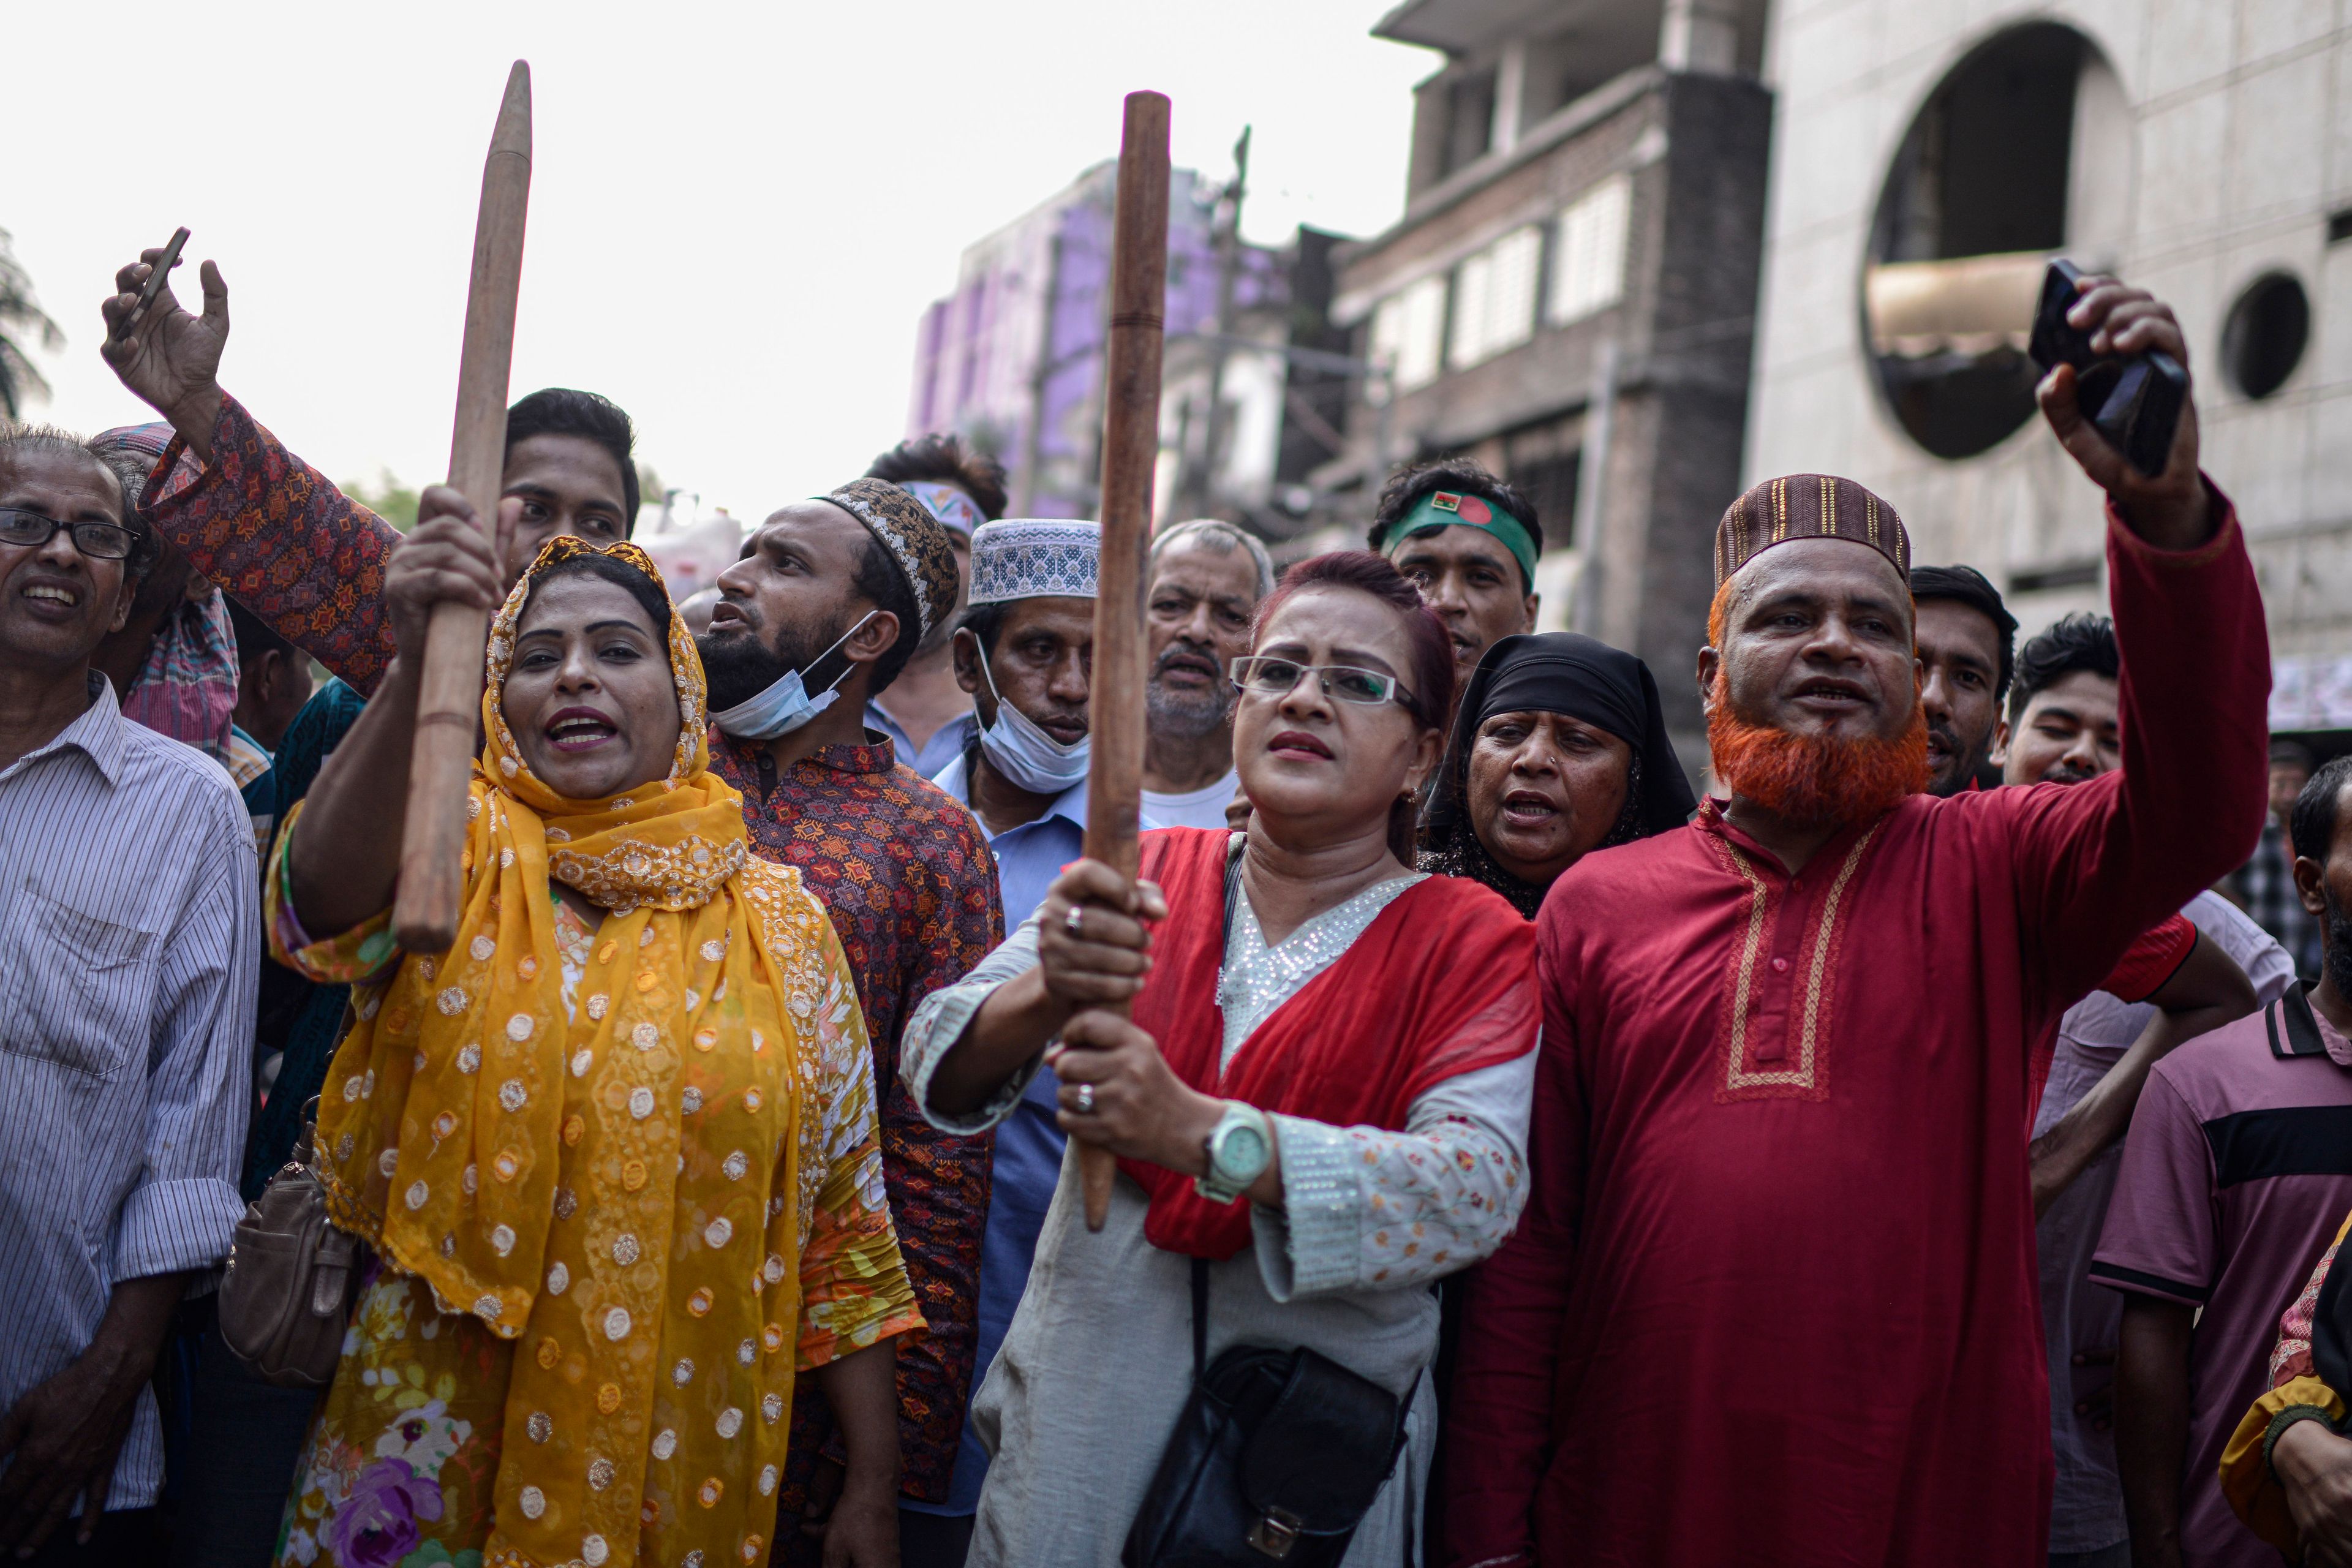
[[2264, 1404, 2339, 1482]]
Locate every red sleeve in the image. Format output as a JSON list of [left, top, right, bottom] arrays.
[[1442, 904, 1584, 1567], [1985, 489, 2269, 1010], [2097, 913, 2197, 1004], [149, 394, 402, 695]]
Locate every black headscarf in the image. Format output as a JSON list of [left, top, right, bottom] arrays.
[[1419, 633, 1697, 916]]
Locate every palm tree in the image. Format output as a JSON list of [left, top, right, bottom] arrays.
[[0, 226, 62, 420]]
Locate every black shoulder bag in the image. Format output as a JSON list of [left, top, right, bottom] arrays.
[[1121, 844, 1414, 1567]]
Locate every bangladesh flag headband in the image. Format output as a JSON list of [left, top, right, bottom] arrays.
[[1381, 489, 1539, 587]]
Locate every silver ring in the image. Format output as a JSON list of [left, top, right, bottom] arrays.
[[1074, 1084, 1096, 1115], [1063, 905, 1087, 938]]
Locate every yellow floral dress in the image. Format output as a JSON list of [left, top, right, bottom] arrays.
[[268, 847, 919, 1568]]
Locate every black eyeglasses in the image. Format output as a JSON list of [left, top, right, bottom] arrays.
[[0, 507, 140, 562], [1230, 655, 1414, 709]]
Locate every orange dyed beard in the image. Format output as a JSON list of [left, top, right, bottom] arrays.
[[1706, 682, 1929, 824]]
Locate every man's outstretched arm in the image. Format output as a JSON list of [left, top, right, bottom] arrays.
[[100, 246, 401, 693], [2004, 280, 2271, 1000]]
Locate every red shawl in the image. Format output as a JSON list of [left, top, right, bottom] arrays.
[[1118, 827, 1538, 1259]]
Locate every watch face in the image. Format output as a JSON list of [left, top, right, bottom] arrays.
[[1219, 1123, 1269, 1178]]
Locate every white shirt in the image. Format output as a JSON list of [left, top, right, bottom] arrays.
[[0, 674, 258, 1509], [1140, 768, 1242, 831]]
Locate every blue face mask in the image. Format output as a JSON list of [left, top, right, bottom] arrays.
[[976, 655, 1091, 793], [709, 611, 877, 741]]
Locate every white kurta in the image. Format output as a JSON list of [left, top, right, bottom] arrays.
[[901, 871, 1537, 1566]]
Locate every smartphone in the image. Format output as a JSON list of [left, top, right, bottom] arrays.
[[111, 227, 190, 344], [2028, 258, 2187, 478]]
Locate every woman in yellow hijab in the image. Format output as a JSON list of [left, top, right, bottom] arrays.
[[263, 529, 919, 1568]]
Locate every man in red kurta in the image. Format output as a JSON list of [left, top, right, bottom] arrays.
[[1445, 281, 2270, 1566]]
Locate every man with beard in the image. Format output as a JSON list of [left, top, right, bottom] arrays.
[[1140, 518, 1272, 828], [1913, 563, 2018, 795], [1446, 278, 2270, 1568], [2097, 750, 2352, 1568], [697, 481, 1001, 1568], [863, 433, 1006, 778], [1988, 614, 2288, 1568], [1369, 458, 1542, 704]]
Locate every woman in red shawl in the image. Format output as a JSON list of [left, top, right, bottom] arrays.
[[899, 551, 1540, 1566]]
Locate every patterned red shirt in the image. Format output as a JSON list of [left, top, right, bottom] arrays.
[[147, 394, 401, 695], [709, 731, 1003, 1520]]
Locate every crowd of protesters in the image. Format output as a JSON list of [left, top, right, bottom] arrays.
[[4, 235, 2351, 1568]]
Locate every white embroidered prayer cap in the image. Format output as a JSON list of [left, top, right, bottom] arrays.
[[966, 519, 1101, 605]]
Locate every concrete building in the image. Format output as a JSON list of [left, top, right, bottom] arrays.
[[1746, 0, 2352, 739], [903, 162, 1344, 532], [1316, 0, 1776, 748]]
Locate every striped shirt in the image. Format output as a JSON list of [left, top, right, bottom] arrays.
[[0, 673, 258, 1510]]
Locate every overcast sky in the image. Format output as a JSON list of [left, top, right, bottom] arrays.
[[9, 1, 1437, 522]]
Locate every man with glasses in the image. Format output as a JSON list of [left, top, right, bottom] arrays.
[[0, 428, 256, 1567]]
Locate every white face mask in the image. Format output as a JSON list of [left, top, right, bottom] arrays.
[[710, 611, 878, 741], [976, 654, 1091, 793]]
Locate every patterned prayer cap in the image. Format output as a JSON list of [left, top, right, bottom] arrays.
[[1713, 474, 1910, 589], [895, 479, 987, 541], [967, 519, 1100, 606], [821, 477, 962, 640], [91, 421, 200, 514]]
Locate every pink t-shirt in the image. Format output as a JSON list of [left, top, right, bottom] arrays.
[[2092, 990, 2352, 1567]]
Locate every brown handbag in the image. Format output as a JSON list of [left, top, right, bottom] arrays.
[[219, 1100, 361, 1389]]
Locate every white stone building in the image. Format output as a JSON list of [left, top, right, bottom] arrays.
[[1746, 0, 2352, 734]]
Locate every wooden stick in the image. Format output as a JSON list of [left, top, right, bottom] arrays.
[[392, 61, 533, 954], [1079, 91, 1172, 1231]]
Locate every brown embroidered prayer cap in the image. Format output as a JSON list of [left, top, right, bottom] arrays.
[[821, 477, 962, 641], [1713, 474, 1911, 589]]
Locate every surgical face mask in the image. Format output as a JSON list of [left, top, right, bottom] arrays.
[[709, 611, 877, 741], [976, 654, 1091, 793]]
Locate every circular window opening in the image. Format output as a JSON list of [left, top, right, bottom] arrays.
[[2222, 273, 2309, 400], [1862, 24, 2130, 459]]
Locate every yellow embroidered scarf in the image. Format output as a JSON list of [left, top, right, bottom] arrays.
[[316, 538, 832, 1568]]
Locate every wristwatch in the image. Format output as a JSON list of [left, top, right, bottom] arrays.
[[1195, 1101, 1275, 1205]]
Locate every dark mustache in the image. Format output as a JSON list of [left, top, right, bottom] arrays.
[[1152, 641, 1220, 675]]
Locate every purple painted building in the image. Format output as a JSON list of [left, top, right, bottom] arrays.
[[906, 160, 1333, 528]]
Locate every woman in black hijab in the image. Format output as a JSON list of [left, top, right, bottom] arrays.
[[1420, 632, 1696, 916]]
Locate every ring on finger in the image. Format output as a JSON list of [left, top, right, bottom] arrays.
[[1063, 905, 1087, 938], [1074, 1083, 1096, 1115]]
